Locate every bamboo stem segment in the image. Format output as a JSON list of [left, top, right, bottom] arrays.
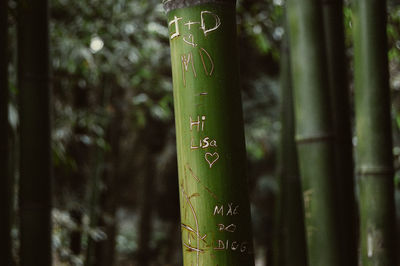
[[18, 0, 52, 265], [286, 0, 342, 265], [164, 1, 254, 265], [275, 28, 308, 266], [321, 1, 357, 265], [353, 0, 397, 265], [0, 0, 12, 264]]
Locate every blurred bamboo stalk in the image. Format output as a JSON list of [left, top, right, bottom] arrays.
[[0, 0, 13, 264], [322, 1, 358, 265], [17, 0, 52, 265], [353, 0, 397, 264], [274, 21, 308, 266], [286, 0, 341, 265]]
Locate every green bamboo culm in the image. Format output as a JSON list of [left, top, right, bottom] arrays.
[[163, 0, 254, 265], [85, 150, 104, 266], [0, 0, 13, 264], [321, 1, 358, 265], [274, 27, 307, 266], [286, 0, 341, 265], [353, 0, 397, 265], [18, 0, 52, 265]]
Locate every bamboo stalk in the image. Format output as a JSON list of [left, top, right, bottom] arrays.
[[18, 0, 52, 265], [85, 150, 103, 266], [275, 27, 308, 266], [286, 0, 342, 265], [353, 0, 397, 264], [164, 1, 254, 265], [321, 1, 357, 265], [0, 0, 13, 264]]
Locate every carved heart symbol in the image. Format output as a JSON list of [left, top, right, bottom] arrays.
[[205, 152, 219, 168], [183, 34, 197, 47]]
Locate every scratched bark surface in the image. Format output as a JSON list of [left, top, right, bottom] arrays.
[[165, 2, 254, 266], [353, 0, 397, 265]]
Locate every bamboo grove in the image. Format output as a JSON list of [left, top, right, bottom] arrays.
[[1, 0, 399, 265]]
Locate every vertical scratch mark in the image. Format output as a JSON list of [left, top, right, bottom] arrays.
[[182, 188, 200, 266], [181, 52, 197, 87], [199, 47, 214, 76], [181, 58, 186, 87]]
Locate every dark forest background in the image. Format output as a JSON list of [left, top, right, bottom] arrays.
[[3, 0, 400, 265]]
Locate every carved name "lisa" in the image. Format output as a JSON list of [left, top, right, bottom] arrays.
[[191, 136, 217, 150]]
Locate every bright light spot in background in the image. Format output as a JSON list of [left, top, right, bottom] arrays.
[[352, 136, 357, 147], [90, 36, 104, 53], [273, 26, 284, 40], [273, 0, 283, 6], [147, 22, 169, 37], [155, 3, 164, 13], [132, 93, 149, 105], [124, 24, 136, 34], [128, 51, 139, 63], [253, 25, 262, 34]]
